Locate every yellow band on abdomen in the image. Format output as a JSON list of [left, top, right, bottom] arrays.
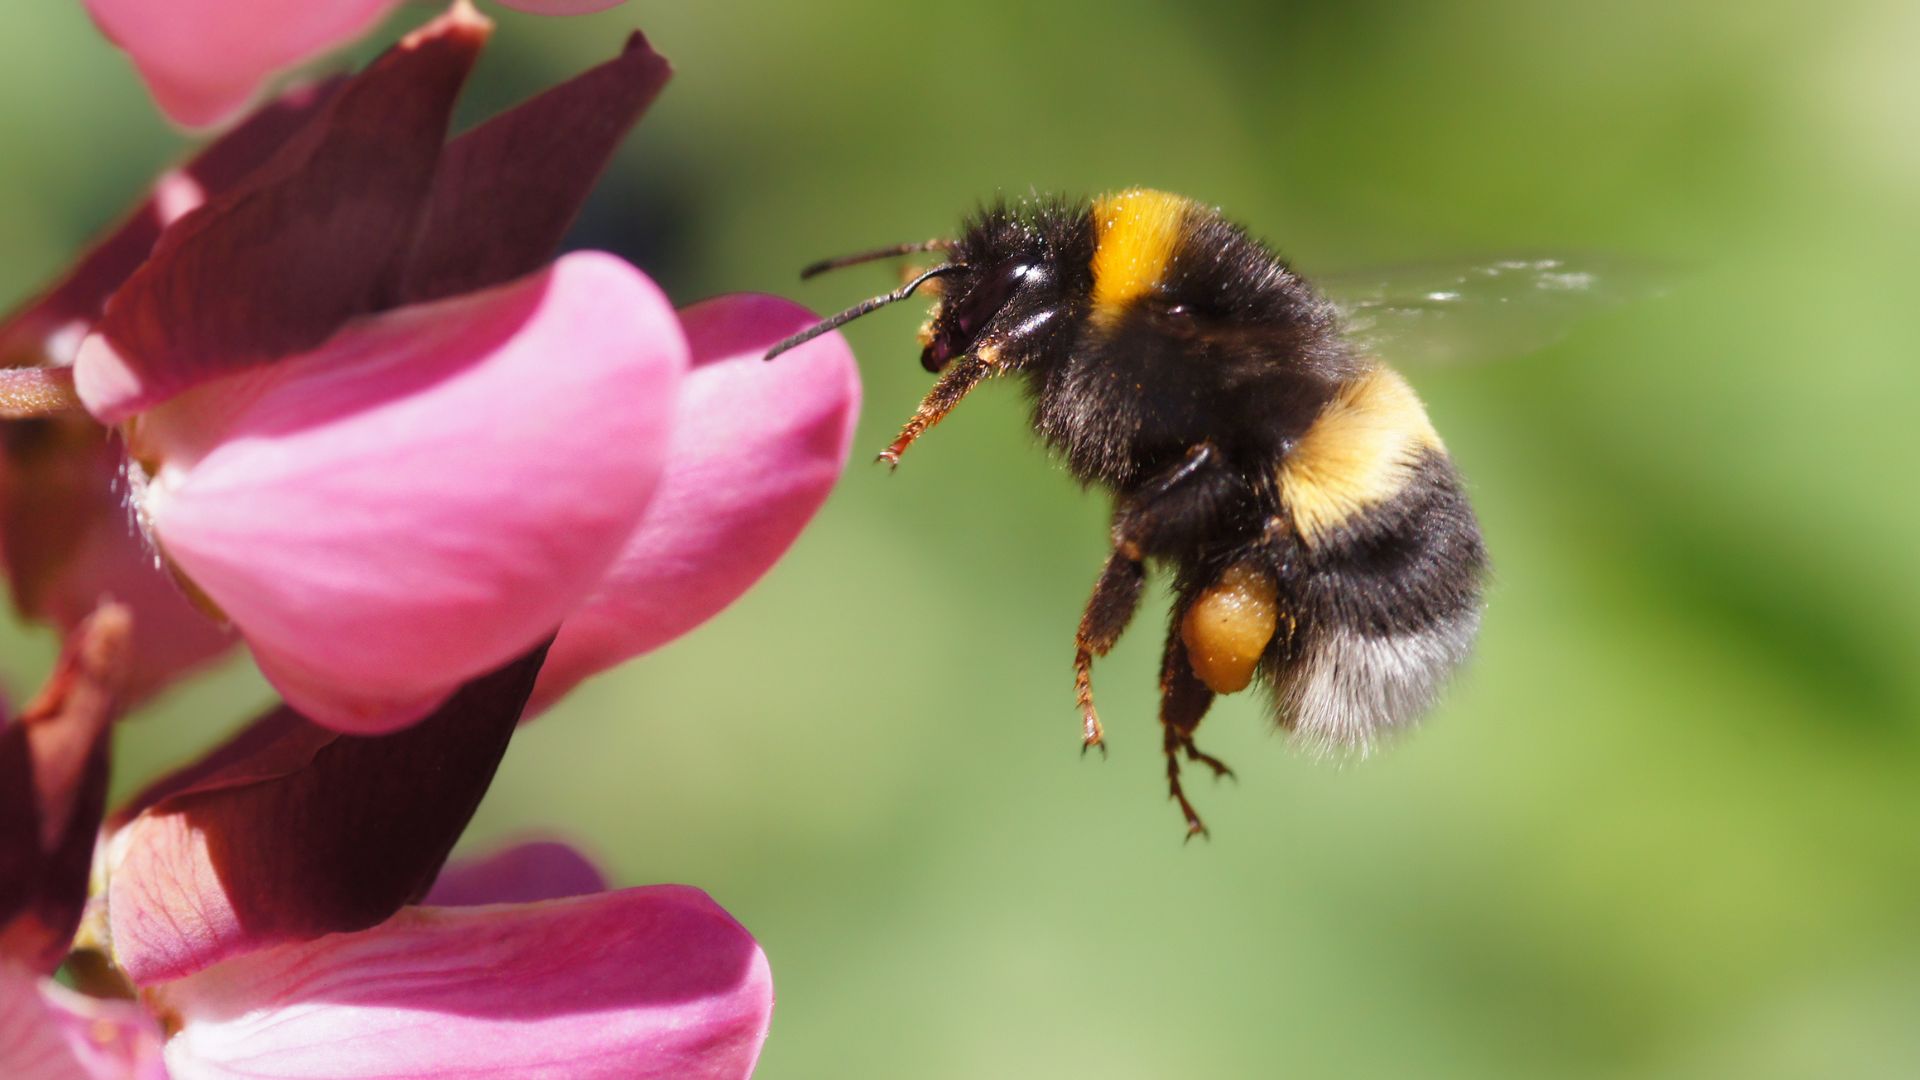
[[1278, 364, 1444, 547]]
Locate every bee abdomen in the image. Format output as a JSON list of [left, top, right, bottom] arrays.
[[1268, 371, 1488, 753]]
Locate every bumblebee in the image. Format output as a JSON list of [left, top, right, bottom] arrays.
[[768, 189, 1488, 837]]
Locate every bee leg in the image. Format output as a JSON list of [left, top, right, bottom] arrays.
[[1074, 550, 1146, 755], [1182, 738, 1236, 782], [1158, 627, 1220, 840], [878, 353, 995, 467]]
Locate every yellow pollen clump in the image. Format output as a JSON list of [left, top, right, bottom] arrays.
[[1180, 561, 1280, 694]]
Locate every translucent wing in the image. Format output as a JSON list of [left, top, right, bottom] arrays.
[[1316, 254, 1670, 367]]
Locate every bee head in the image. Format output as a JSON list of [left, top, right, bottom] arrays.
[[918, 258, 1052, 373], [765, 201, 1082, 371]]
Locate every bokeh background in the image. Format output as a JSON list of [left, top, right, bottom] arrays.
[[4, 1, 1918, 1076]]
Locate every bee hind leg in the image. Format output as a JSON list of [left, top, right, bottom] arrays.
[[1159, 627, 1223, 840], [1074, 550, 1146, 755]]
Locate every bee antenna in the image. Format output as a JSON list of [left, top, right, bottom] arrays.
[[799, 239, 953, 280], [764, 264, 963, 361]]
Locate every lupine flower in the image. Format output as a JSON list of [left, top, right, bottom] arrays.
[[89, 648, 769, 1076], [84, 0, 631, 128], [3, 5, 851, 1074], [144, 845, 772, 1078], [42, 5, 857, 732], [0, 601, 769, 1078]]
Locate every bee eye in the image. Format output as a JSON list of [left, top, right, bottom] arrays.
[[955, 260, 1033, 337], [924, 259, 1037, 372]]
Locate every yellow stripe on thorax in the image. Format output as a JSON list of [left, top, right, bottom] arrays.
[[1089, 188, 1194, 324], [1278, 364, 1444, 547]]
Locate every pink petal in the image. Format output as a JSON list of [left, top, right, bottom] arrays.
[[0, 963, 167, 1080], [83, 0, 404, 128], [0, 607, 131, 975], [107, 645, 547, 987], [155, 887, 773, 1080], [397, 30, 669, 305], [132, 253, 682, 732], [531, 295, 858, 712], [425, 839, 609, 906], [76, 5, 492, 423], [0, 964, 87, 1080], [495, 0, 630, 12]]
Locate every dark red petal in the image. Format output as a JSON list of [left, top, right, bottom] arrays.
[[396, 30, 671, 304], [0, 606, 131, 974], [109, 708, 330, 829], [0, 79, 342, 370], [76, 6, 494, 422], [107, 641, 548, 985]]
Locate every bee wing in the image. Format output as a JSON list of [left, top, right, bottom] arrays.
[[1317, 254, 1672, 367]]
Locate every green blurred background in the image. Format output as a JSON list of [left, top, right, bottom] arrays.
[[4, 1, 1918, 1075]]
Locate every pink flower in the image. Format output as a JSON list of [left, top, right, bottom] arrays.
[[153, 874, 771, 1078], [39, 8, 858, 732], [104, 645, 551, 983], [122, 253, 684, 732], [4, 8, 852, 1073], [532, 293, 863, 711], [95, 655, 767, 1076], [7, 834, 768, 1079], [0, 965, 166, 1080], [84, 0, 632, 128]]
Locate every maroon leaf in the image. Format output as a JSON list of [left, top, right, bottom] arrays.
[[81, 5, 493, 423], [107, 640, 549, 985], [0, 605, 132, 974], [398, 30, 671, 304]]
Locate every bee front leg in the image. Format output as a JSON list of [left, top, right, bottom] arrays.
[[1074, 551, 1146, 755], [879, 353, 996, 467]]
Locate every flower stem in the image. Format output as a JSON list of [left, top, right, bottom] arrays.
[[0, 365, 84, 419]]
